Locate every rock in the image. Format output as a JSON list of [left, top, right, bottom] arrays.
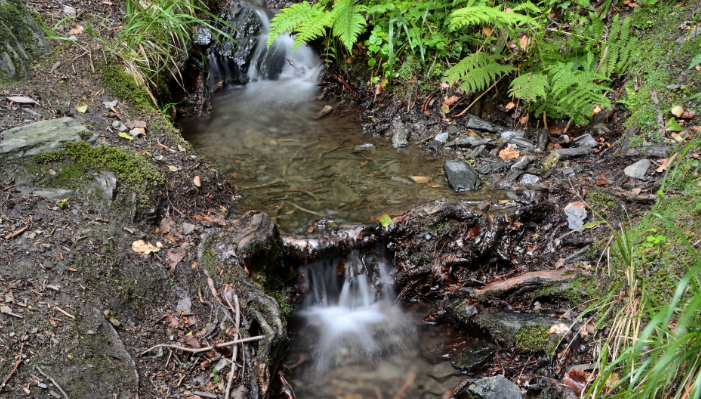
[[478, 162, 508, 174], [475, 270, 574, 299], [470, 311, 565, 355], [193, 26, 212, 46], [32, 188, 73, 200], [564, 202, 587, 230], [0, 117, 90, 158], [444, 161, 481, 192], [111, 120, 127, 132], [520, 174, 541, 185], [94, 172, 117, 202], [352, 143, 374, 153], [175, 297, 192, 313], [573, 134, 598, 148], [536, 378, 578, 399], [0, 0, 51, 81], [434, 132, 450, 143], [495, 170, 524, 189], [509, 137, 535, 150], [676, 27, 701, 44], [103, 100, 119, 109], [624, 159, 651, 179], [446, 125, 459, 134], [465, 114, 504, 132], [450, 341, 496, 373], [501, 130, 525, 140], [445, 298, 480, 328], [541, 153, 561, 170], [469, 145, 486, 159], [391, 176, 413, 185], [625, 146, 671, 158], [332, 180, 361, 204], [536, 129, 549, 151], [427, 362, 462, 380], [129, 127, 145, 138], [6, 96, 36, 104], [391, 122, 410, 148], [459, 375, 522, 399], [446, 135, 495, 149], [553, 147, 592, 158], [63, 5, 77, 16], [427, 140, 443, 151], [511, 155, 534, 170]]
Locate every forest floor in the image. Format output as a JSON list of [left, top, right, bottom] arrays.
[[0, 1, 700, 399]]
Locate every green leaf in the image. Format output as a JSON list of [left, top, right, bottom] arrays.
[[380, 215, 392, 227], [119, 132, 135, 140], [509, 73, 548, 102], [666, 117, 682, 132]]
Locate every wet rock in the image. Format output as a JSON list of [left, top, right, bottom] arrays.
[[459, 375, 522, 399], [511, 155, 534, 170], [495, 170, 523, 189], [509, 137, 535, 150], [446, 135, 494, 148], [536, 129, 549, 151], [0, 117, 91, 158], [553, 147, 592, 158], [391, 176, 413, 185], [450, 341, 496, 373], [469, 145, 487, 159], [624, 159, 651, 179], [427, 140, 443, 152], [94, 172, 117, 202], [32, 188, 73, 200], [444, 161, 481, 192], [536, 378, 578, 399], [478, 162, 508, 174], [475, 271, 574, 299], [428, 361, 462, 379], [445, 298, 480, 327], [392, 124, 410, 148], [465, 114, 505, 133], [573, 134, 597, 148], [501, 130, 525, 140], [471, 311, 565, 355], [446, 125, 459, 134], [0, 0, 51, 81], [564, 202, 587, 229], [193, 26, 213, 46], [435, 132, 450, 143], [353, 143, 375, 153], [332, 180, 361, 204], [520, 174, 541, 185]]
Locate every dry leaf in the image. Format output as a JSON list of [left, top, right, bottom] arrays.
[[593, 105, 602, 114], [631, 188, 642, 195], [656, 154, 679, 172], [499, 148, 520, 161], [68, 25, 84, 35], [482, 27, 492, 36], [440, 82, 450, 89], [132, 240, 161, 255], [548, 323, 570, 335], [168, 165, 179, 172], [193, 176, 201, 187], [681, 110, 696, 119], [504, 102, 516, 111], [442, 95, 459, 106], [563, 368, 588, 394], [519, 35, 530, 50], [166, 250, 186, 270], [519, 115, 528, 125]]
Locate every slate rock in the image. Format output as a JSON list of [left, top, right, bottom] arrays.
[[478, 162, 508, 174], [446, 135, 494, 148], [459, 375, 522, 399], [32, 188, 73, 200], [465, 114, 505, 132], [427, 140, 443, 152], [573, 134, 598, 148], [94, 172, 117, 202], [0, 0, 51, 81], [509, 137, 535, 150], [553, 147, 592, 158], [536, 128, 549, 151], [111, 120, 127, 132], [624, 159, 651, 179], [434, 132, 450, 143], [444, 160, 481, 192], [450, 341, 496, 373], [0, 117, 90, 158], [501, 130, 525, 140], [564, 202, 587, 230], [495, 169, 524, 189], [520, 174, 541, 185], [392, 123, 410, 148]]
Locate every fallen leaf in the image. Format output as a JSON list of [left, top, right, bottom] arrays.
[[441, 105, 450, 114], [184, 334, 200, 348], [103, 309, 121, 327], [631, 188, 642, 195], [563, 368, 588, 394], [482, 27, 492, 36], [166, 250, 186, 270], [166, 315, 181, 328], [68, 25, 84, 35], [193, 176, 201, 187], [548, 323, 570, 335], [519, 35, 530, 50], [409, 176, 430, 183], [656, 154, 679, 173], [118, 132, 134, 140], [442, 95, 460, 106], [132, 240, 161, 255], [593, 105, 602, 114], [379, 215, 392, 227], [75, 103, 88, 113], [681, 110, 696, 119], [671, 105, 684, 117], [440, 82, 450, 89], [499, 148, 520, 161], [504, 102, 516, 111], [519, 115, 528, 125], [666, 117, 683, 132], [178, 144, 186, 152], [168, 165, 179, 172]]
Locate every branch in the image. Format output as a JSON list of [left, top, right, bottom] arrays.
[[139, 335, 264, 357]]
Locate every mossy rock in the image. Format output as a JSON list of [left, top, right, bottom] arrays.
[[471, 311, 565, 355], [0, 0, 51, 81]]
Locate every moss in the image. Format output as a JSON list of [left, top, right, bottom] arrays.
[[515, 325, 557, 355], [101, 65, 155, 111], [410, 252, 432, 266], [587, 188, 617, 219]]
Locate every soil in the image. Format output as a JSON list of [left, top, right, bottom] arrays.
[[0, 1, 693, 399]]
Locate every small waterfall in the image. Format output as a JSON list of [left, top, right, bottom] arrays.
[[295, 249, 415, 374]]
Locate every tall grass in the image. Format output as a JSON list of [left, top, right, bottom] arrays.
[[114, 0, 232, 105], [589, 137, 701, 398]]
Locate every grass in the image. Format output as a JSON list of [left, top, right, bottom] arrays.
[[589, 136, 701, 398]]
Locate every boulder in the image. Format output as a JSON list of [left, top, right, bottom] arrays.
[[459, 375, 523, 399], [444, 160, 481, 192], [0, 0, 51, 80], [0, 117, 91, 158]]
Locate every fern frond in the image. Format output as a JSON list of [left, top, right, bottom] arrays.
[[513, 1, 541, 14], [509, 72, 548, 102], [267, 2, 328, 48], [293, 11, 334, 49], [589, 13, 605, 42], [541, 61, 612, 121], [445, 53, 515, 93], [331, 0, 368, 51], [689, 52, 701, 70], [449, 6, 533, 31]]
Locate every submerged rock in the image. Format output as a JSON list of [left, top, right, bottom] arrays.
[[450, 341, 496, 372], [459, 375, 523, 399], [332, 179, 361, 204], [391, 122, 410, 148], [0, 117, 90, 158], [444, 160, 481, 192], [624, 159, 651, 179]]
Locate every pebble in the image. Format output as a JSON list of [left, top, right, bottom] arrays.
[[434, 132, 449, 143], [564, 202, 587, 230], [521, 174, 541, 184], [624, 159, 651, 179]]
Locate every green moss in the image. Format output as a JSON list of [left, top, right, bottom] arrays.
[[515, 325, 557, 355], [101, 65, 155, 111], [587, 188, 617, 219]]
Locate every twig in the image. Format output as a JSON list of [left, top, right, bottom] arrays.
[[238, 179, 285, 190], [1, 343, 24, 392], [36, 366, 70, 399], [224, 292, 241, 399], [265, 188, 319, 201], [55, 306, 76, 319], [4, 226, 27, 240], [391, 372, 416, 399], [139, 335, 264, 356]]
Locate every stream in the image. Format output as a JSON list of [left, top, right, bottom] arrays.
[[180, 7, 499, 399]]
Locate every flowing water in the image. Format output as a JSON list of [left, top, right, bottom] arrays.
[[180, 9, 507, 231], [284, 249, 480, 399]]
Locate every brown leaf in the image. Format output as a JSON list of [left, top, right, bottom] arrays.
[[631, 188, 642, 195], [184, 334, 200, 348], [504, 102, 516, 111], [409, 176, 430, 184], [68, 25, 84, 35], [442, 95, 460, 107], [656, 154, 679, 173], [132, 240, 161, 255], [193, 175, 201, 187], [563, 368, 588, 394], [519, 35, 530, 50], [166, 315, 181, 328], [166, 250, 186, 270], [181, 223, 196, 235], [499, 148, 520, 161], [482, 27, 492, 36], [519, 115, 528, 125], [681, 110, 696, 119]]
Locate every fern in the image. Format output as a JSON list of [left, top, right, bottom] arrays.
[[330, 0, 368, 51], [509, 72, 548, 102], [449, 5, 534, 31], [597, 15, 637, 78], [689, 52, 701, 70], [445, 53, 515, 93]]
